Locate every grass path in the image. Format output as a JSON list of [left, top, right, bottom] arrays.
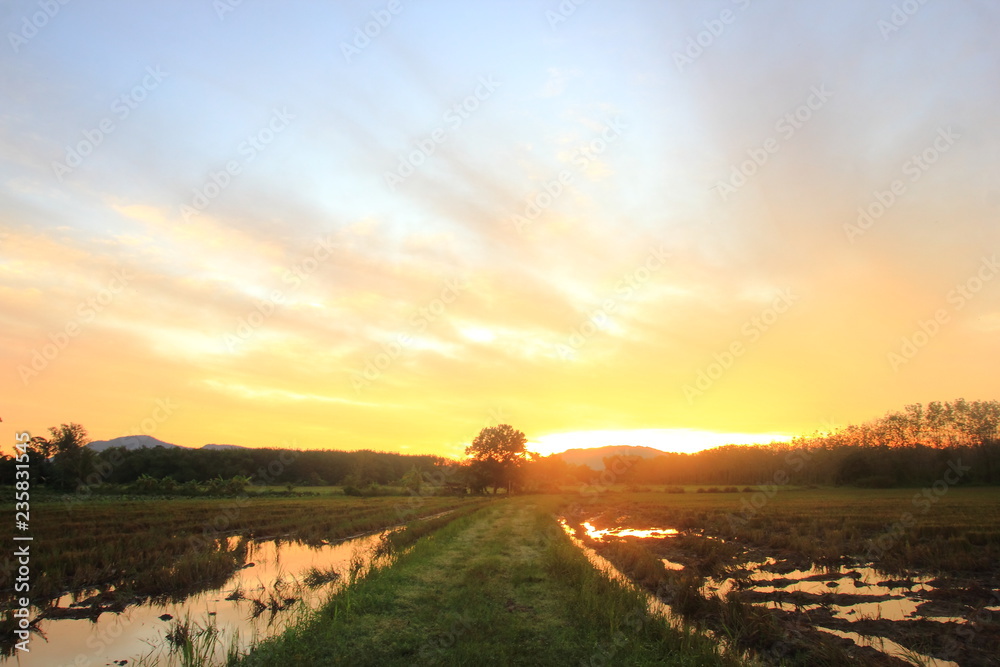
[[238, 498, 733, 666]]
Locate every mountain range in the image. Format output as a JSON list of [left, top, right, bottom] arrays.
[[553, 445, 665, 470], [86, 435, 248, 452], [86, 437, 662, 469]]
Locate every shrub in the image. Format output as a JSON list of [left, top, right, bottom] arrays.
[[855, 475, 896, 489]]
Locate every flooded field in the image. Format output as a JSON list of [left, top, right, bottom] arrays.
[[562, 507, 1000, 667], [558, 519, 688, 631], [4, 490, 996, 665], [7, 530, 394, 666]]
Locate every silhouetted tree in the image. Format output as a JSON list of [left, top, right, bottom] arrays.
[[465, 424, 528, 494], [43, 423, 94, 489]]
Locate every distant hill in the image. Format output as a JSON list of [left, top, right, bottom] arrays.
[[554, 445, 665, 470], [87, 435, 181, 452], [86, 437, 251, 452]]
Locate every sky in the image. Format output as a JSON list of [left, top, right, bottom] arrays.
[[2, 1, 998, 459]]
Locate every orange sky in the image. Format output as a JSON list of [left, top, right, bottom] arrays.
[[2, 3, 998, 459]]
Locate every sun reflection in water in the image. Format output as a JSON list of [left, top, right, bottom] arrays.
[[581, 522, 679, 540]]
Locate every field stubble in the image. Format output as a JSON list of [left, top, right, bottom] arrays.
[[562, 487, 1000, 666], [1, 494, 479, 608]]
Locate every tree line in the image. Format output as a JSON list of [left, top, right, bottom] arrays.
[[3, 398, 997, 495], [545, 399, 1000, 489], [0, 424, 448, 492]]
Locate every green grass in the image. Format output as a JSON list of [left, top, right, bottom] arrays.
[[250, 485, 347, 495], [238, 498, 735, 666]]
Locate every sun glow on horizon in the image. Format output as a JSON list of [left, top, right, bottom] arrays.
[[526, 429, 795, 457]]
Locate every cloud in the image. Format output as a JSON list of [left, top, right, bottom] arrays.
[[3, 1, 999, 455], [539, 67, 580, 98], [201, 379, 381, 407]]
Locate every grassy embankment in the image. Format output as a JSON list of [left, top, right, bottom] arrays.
[[238, 497, 736, 666]]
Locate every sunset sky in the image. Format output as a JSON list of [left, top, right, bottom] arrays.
[[2, 1, 998, 459]]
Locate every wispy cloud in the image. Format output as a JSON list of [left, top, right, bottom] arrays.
[[201, 380, 381, 407], [2, 1, 998, 454]]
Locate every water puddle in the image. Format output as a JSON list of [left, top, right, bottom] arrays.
[[816, 627, 959, 667], [6, 530, 394, 666], [558, 520, 686, 631], [581, 522, 679, 540], [705, 563, 941, 623], [566, 516, 978, 667], [706, 564, 967, 665]]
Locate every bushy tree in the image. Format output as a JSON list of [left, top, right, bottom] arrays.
[[42, 423, 94, 490], [465, 424, 528, 494]]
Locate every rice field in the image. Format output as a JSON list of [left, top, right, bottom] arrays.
[[3, 487, 998, 665], [0, 493, 481, 606], [560, 486, 1000, 666]]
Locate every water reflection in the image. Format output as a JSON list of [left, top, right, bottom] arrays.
[[558, 520, 687, 631], [7, 530, 394, 666], [817, 627, 959, 667], [581, 522, 679, 541], [566, 516, 972, 667], [703, 563, 945, 623]]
